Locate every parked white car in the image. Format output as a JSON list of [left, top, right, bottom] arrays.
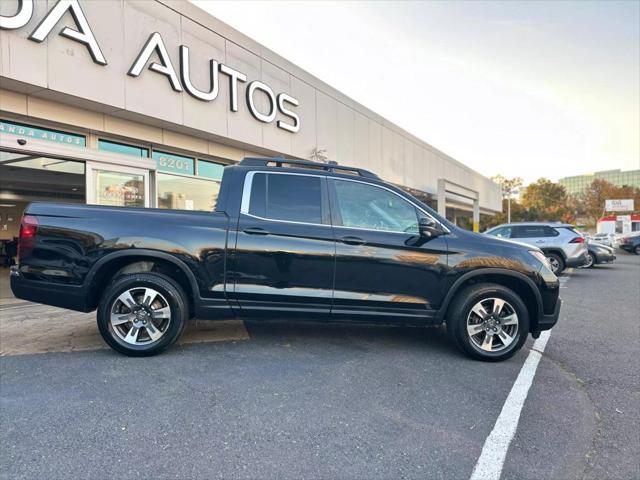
[[485, 222, 589, 275], [591, 233, 615, 247]]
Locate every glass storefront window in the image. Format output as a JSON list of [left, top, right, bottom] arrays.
[[157, 173, 220, 211], [198, 160, 224, 180], [0, 152, 85, 239], [0, 151, 85, 174], [99, 139, 149, 158], [93, 169, 145, 207]]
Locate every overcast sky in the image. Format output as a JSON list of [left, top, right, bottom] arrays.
[[192, 0, 639, 184]]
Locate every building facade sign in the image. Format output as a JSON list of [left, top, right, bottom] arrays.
[[0, 119, 86, 146], [0, 0, 300, 133], [152, 151, 195, 176]]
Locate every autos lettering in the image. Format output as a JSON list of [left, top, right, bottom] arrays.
[[0, 0, 300, 133]]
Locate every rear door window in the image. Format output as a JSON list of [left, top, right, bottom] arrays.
[[512, 226, 549, 238], [247, 173, 324, 224]]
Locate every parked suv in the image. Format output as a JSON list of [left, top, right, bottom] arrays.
[[11, 158, 562, 361], [485, 222, 588, 275]]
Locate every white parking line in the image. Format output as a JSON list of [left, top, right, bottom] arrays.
[[470, 271, 571, 480], [469, 331, 551, 480]]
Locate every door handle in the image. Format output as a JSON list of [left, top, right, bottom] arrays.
[[535, 240, 545, 244], [243, 227, 269, 235], [340, 235, 366, 246]]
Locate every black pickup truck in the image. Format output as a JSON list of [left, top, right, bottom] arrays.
[[11, 158, 561, 361]]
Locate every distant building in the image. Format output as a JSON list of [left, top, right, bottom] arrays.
[[559, 169, 640, 196]]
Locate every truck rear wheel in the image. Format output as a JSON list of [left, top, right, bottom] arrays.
[[97, 273, 188, 356], [446, 283, 529, 362]]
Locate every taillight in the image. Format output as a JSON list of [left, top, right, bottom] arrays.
[[18, 214, 38, 260], [569, 236, 585, 244]]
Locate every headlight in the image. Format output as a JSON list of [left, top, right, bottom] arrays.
[[528, 250, 550, 268]]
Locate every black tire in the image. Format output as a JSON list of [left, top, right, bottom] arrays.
[[546, 253, 565, 275], [584, 252, 596, 268], [634, 245, 640, 255], [97, 273, 188, 357], [446, 283, 530, 362]]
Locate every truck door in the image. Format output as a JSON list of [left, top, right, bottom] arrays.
[[228, 171, 335, 317], [327, 178, 448, 321]]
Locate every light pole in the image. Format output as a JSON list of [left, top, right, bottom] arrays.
[[492, 175, 523, 224], [507, 188, 519, 223]]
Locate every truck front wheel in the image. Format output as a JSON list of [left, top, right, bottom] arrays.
[[97, 273, 188, 356], [446, 283, 529, 362]]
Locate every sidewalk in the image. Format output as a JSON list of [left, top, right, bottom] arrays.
[[0, 269, 249, 356]]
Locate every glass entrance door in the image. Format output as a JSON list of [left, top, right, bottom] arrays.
[[86, 163, 150, 208]]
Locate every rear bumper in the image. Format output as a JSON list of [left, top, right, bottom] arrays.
[[537, 297, 561, 332], [566, 252, 588, 268], [9, 267, 89, 312]]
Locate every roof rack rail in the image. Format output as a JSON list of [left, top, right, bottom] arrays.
[[238, 157, 379, 179]]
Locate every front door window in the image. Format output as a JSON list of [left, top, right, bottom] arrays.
[[332, 179, 419, 233]]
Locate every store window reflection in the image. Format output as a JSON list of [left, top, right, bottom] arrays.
[[93, 170, 145, 207], [157, 173, 220, 211]]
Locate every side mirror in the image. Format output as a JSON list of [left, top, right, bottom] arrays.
[[419, 217, 443, 238]]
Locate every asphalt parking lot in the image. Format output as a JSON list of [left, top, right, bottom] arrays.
[[0, 254, 638, 480]]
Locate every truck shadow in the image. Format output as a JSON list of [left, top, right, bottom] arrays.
[[243, 319, 461, 357]]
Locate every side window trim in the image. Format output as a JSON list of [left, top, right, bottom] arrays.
[[240, 170, 331, 226], [328, 177, 446, 234]]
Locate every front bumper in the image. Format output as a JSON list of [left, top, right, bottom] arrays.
[[537, 297, 561, 332], [595, 251, 616, 264]]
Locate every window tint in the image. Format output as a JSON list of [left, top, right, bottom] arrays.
[[248, 173, 266, 218], [512, 226, 550, 238], [248, 173, 323, 224], [333, 180, 419, 233], [489, 226, 512, 238]]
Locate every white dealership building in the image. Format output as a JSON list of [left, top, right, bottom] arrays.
[[0, 0, 501, 244]]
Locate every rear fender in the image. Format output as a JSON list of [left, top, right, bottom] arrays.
[[84, 249, 201, 309]]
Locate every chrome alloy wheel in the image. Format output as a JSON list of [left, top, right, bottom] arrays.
[[466, 297, 519, 353], [584, 253, 595, 268], [109, 287, 172, 345], [547, 256, 561, 274]]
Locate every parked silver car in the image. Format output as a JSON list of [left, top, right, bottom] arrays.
[[485, 222, 588, 275], [591, 233, 615, 247]]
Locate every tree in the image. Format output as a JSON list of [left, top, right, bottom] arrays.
[[581, 179, 640, 226], [482, 198, 528, 230], [521, 178, 573, 222], [492, 175, 523, 223]]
